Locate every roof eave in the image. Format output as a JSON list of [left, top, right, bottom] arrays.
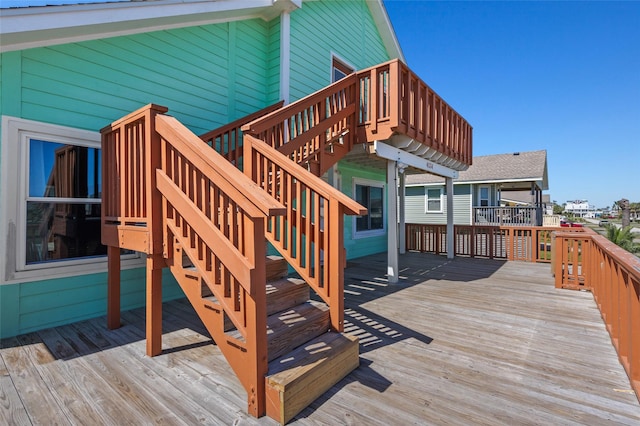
[[0, 0, 301, 53], [366, 0, 405, 62]]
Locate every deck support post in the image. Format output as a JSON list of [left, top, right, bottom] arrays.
[[399, 169, 406, 255], [387, 160, 399, 284], [446, 177, 454, 259], [146, 253, 164, 357], [107, 245, 121, 329]]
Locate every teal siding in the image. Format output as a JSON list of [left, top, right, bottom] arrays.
[[18, 20, 272, 135], [289, 0, 390, 101], [0, 20, 275, 338], [405, 184, 473, 225]]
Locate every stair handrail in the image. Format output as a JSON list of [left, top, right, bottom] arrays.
[[242, 75, 359, 176], [244, 133, 366, 332], [155, 112, 285, 310], [199, 101, 284, 168]]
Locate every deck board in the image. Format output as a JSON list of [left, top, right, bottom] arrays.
[[1, 252, 639, 425]]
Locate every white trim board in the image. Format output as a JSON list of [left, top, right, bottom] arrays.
[[373, 141, 459, 179]]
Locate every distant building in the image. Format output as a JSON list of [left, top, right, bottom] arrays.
[[564, 200, 596, 218]]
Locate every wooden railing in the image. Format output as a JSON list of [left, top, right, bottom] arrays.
[[199, 101, 284, 169], [242, 59, 473, 177], [405, 223, 577, 263], [101, 104, 168, 254], [242, 76, 358, 176], [473, 206, 542, 227], [243, 134, 366, 331], [554, 227, 640, 403], [101, 104, 286, 416], [356, 59, 473, 167]]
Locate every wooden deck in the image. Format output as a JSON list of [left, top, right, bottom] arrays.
[[2, 253, 639, 425]]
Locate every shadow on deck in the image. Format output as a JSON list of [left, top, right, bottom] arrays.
[[2, 253, 639, 425]]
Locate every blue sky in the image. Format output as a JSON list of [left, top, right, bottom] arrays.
[[384, 0, 640, 209]]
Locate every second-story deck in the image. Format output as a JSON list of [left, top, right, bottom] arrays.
[[2, 253, 638, 425]]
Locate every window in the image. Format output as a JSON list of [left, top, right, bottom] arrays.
[[1, 116, 141, 284], [426, 187, 443, 213], [479, 186, 490, 207], [353, 179, 385, 237], [332, 56, 354, 83]]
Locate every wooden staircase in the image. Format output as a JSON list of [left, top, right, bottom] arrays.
[[101, 102, 364, 423], [101, 60, 473, 422]]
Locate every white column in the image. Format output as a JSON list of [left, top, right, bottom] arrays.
[[446, 177, 454, 259], [279, 11, 291, 105], [399, 167, 406, 255], [387, 160, 399, 283]]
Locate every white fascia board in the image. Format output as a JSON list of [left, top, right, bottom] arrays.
[[366, 0, 405, 62], [0, 0, 284, 52], [461, 177, 543, 186], [373, 141, 458, 179]]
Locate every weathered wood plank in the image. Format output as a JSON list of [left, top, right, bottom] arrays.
[[0, 336, 70, 425], [1, 253, 638, 425], [0, 350, 31, 426]]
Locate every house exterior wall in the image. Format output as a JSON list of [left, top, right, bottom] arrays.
[[289, 0, 388, 101], [0, 0, 395, 338], [404, 184, 473, 225], [0, 19, 276, 338]]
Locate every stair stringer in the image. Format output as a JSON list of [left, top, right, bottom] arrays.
[[165, 232, 269, 418]]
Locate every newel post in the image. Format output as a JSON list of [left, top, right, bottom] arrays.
[[145, 105, 169, 356], [328, 200, 345, 332]]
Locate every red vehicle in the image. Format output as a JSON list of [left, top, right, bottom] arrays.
[[560, 220, 584, 228]]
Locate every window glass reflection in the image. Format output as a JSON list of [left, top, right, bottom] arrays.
[[29, 140, 101, 198]]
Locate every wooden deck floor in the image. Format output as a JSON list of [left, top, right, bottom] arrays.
[[2, 253, 639, 425]]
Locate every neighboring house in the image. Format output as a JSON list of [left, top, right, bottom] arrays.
[[404, 150, 548, 226], [565, 199, 595, 218]]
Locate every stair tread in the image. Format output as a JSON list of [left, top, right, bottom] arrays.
[[265, 332, 359, 424], [267, 331, 358, 383], [266, 300, 330, 362]]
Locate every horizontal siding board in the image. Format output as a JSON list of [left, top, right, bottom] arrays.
[[17, 269, 182, 336], [404, 184, 472, 225], [289, 0, 390, 102]]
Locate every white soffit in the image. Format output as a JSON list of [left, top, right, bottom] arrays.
[[0, 0, 302, 52]]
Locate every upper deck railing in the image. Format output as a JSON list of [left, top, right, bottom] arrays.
[[242, 59, 472, 176], [356, 59, 473, 167]]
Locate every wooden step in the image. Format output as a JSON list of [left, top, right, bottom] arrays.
[[265, 332, 359, 424], [202, 277, 309, 331], [266, 277, 309, 316], [266, 300, 330, 362], [266, 255, 289, 281]]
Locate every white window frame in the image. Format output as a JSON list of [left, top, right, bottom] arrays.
[[352, 177, 386, 239], [425, 186, 444, 213], [0, 116, 143, 285], [330, 52, 355, 83], [478, 185, 491, 207]]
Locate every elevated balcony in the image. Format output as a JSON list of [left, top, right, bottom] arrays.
[[242, 59, 472, 179], [356, 59, 473, 173]]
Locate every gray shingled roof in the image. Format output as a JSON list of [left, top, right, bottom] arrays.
[[406, 150, 548, 189]]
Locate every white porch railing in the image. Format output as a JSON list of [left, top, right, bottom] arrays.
[[473, 206, 542, 227]]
